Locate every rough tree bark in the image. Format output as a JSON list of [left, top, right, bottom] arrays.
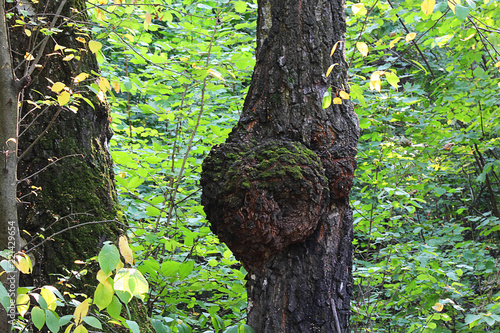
[[201, 0, 359, 332]]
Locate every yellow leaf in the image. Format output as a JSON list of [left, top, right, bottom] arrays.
[[448, 0, 460, 14], [330, 41, 343, 57], [98, 77, 111, 92], [333, 97, 342, 105], [111, 81, 121, 93], [74, 324, 88, 333], [421, 0, 435, 16], [13, 253, 32, 274], [24, 52, 35, 61], [432, 302, 444, 312], [406, 32, 417, 42], [64, 324, 74, 333], [97, 90, 106, 103], [180, 57, 189, 62], [74, 298, 90, 325], [74, 260, 85, 264], [17, 294, 30, 317], [54, 44, 65, 51], [356, 42, 369, 57], [144, 12, 152, 31], [58, 91, 71, 106], [62, 54, 74, 61], [119, 235, 134, 265], [207, 69, 225, 82], [51, 82, 66, 93], [390, 37, 403, 49], [125, 34, 134, 42], [88, 40, 102, 54], [73, 72, 89, 84], [76, 37, 86, 44], [96, 8, 105, 21], [494, 62, 500, 68], [498, 81, 500, 88], [114, 0, 121, 4], [339, 91, 350, 99], [326, 63, 338, 78], [98, 0, 107, 4], [41, 287, 57, 311], [370, 71, 385, 92], [352, 3, 367, 16], [96, 269, 111, 283], [25, 29, 31, 37]]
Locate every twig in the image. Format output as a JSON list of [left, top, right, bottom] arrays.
[[17, 154, 83, 183]]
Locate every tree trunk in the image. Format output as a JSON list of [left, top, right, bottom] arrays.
[[0, 0, 21, 329], [8, 0, 119, 291], [201, 0, 359, 332]]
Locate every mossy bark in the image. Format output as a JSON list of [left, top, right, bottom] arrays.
[[6, 0, 153, 331], [201, 0, 359, 332]]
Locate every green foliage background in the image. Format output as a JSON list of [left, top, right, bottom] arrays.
[[11, 0, 498, 332], [92, 0, 500, 331]]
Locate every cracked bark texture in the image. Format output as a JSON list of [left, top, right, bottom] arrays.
[[201, 0, 359, 332]]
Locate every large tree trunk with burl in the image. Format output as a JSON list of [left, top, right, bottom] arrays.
[[201, 0, 359, 332]]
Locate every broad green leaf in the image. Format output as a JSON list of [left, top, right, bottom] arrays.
[[322, 87, 332, 109], [454, 4, 470, 21], [0, 283, 11, 312], [234, 1, 247, 13], [126, 320, 141, 333], [94, 280, 113, 310], [45, 310, 60, 333], [32, 306, 45, 330], [83, 316, 103, 329], [88, 40, 102, 53], [107, 296, 122, 319], [98, 243, 120, 274]]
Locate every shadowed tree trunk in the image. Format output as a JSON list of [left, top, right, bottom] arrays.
[[201, 0, 359, 332]]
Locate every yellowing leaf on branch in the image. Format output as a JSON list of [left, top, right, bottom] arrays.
[[98, 77, 111, 93], [41, 287, 57, 311], [421, 0, 435, 16], [432, 302, 444, 312], [58, 91, 71, 106], [333, 97, 342, 105], [13, 253, 32, 274], [144, 12, 152, 31], [73, 72, 89, 84], [74, 298, 90, 325], [125, 34, 134, 42], [54, 44, 65, 51], [406, 33, 417, 42], [207, 69, 225, 82], [339, 91, 350, 99], [370, 71, 385, 92], [494, 62, 500, 68], [326, 63, 338, 78], [17, 294, 30, 317], [390, 37, 403, 49], [352, 3, 367, 16], [356, 42, 369, 57], [62, 54, 75, 61], [119, 235, 134, 265], [96, 8, 105, 21], [24, 52, 35, 61], [385, 71, 400, 89], [76, 37, 86, 44], [111, 81, 121, 93], [25, 29, 31, 37], [51, 82, 66, 93], [330, 41, 343, 57], [448, 0, 460, 14], [88, 40, 102, 53]]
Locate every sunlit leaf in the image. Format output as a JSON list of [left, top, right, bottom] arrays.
[[333, 97, 342, 104], [58, 91, 71, 106], [13, 253, 32, 274], [76, 37, 86, 44], [144, 12, 152, 31], [74, 298, 90, 325], [339, 91, 350, 99], [51, 82, 66, 93], [118, 235, 134, 265], [326, 63, 338, 77], [234, 1, 247, 13], [98, 77, 111, 93], [88, 40, 102, 53], [17, 293, 30, 317], [41, 287, 57, 311], [390, 37, 403, 49], [111, 81, 120, 93], [356, 42, 368, 57], [421, 0, 435, 16], [352, 3, 367, 16], [385, 71, 400, 89], [406, 33, 417, 42], [62, 54, 74, 61], [330, 41, 342, 57], [73, 72, 89, 84], [24, 52, 35, 61]]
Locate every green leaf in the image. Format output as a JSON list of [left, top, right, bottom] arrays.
[[32, 306, 46, 330], [322, 87, 332, 109], [94, 281, 114, 310], [0, 283, 12, 312], [454, 5, 470, 21], [98, 243, 120, 274], [126, 320, 141, 333], [83, 316, 103, 329], [45, 310, 60, 333], [234, 1, 247, 13], [107, 296, 122, 319]]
